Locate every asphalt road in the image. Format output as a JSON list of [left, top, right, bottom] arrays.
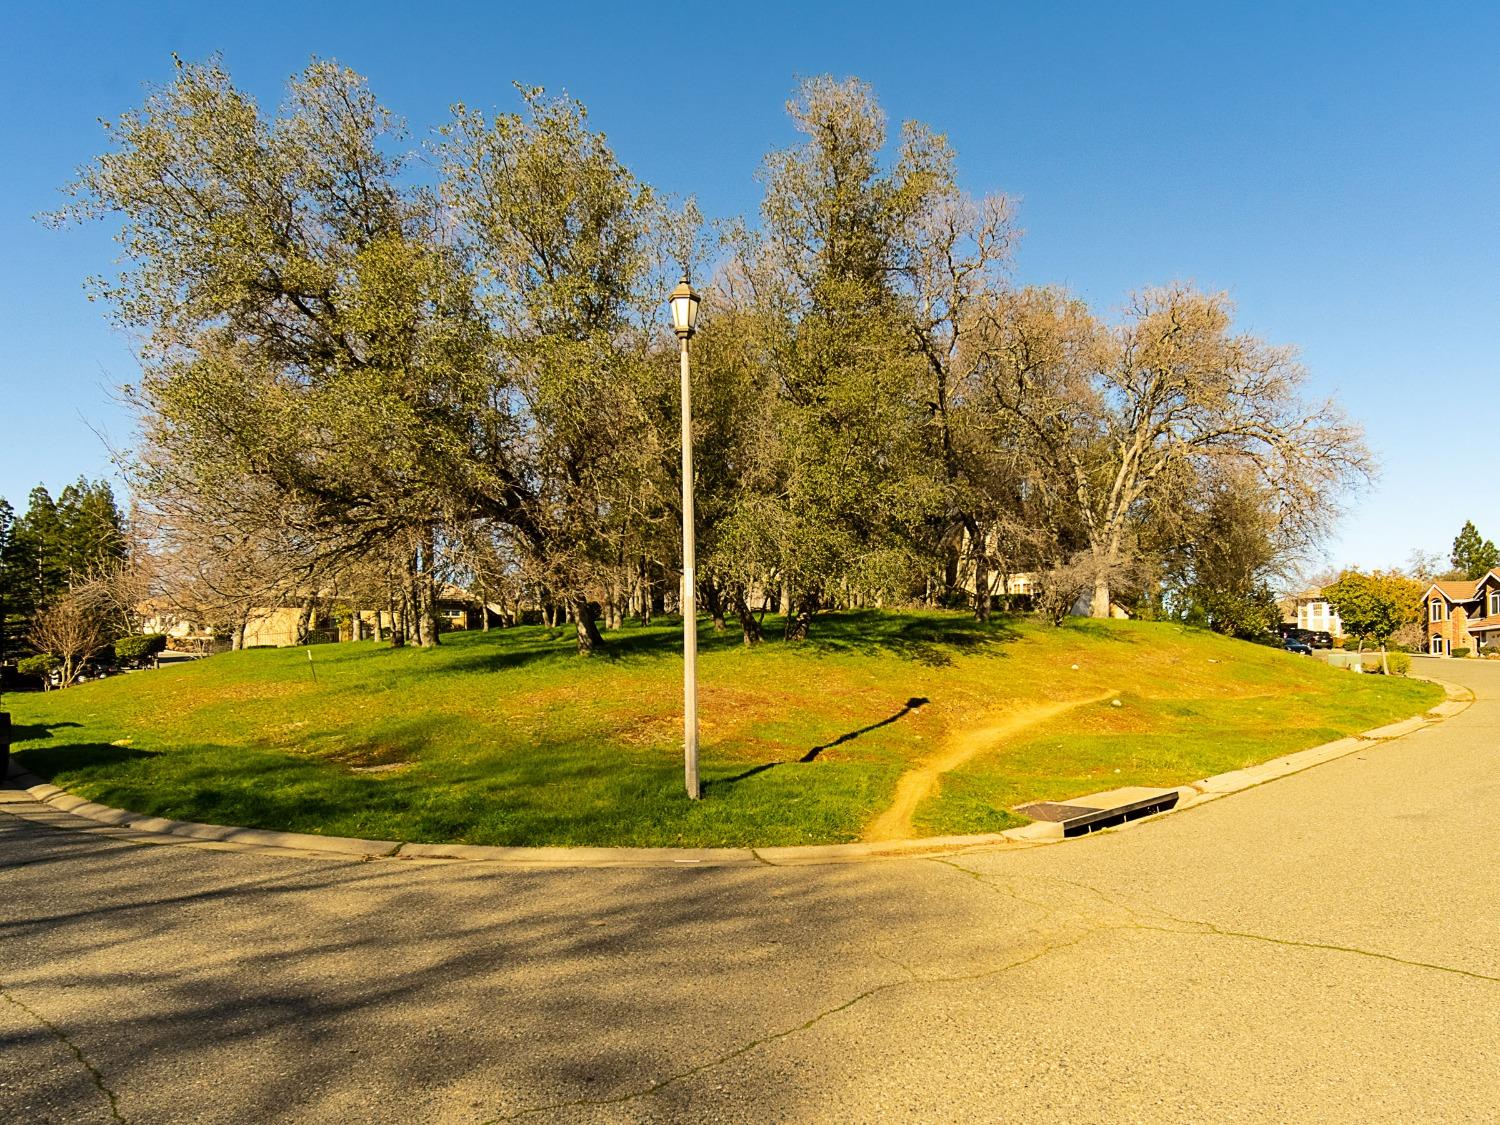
[[3, 660, 1497, 1123]]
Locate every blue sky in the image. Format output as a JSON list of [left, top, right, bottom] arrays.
[[2, 1, 1496, 572]]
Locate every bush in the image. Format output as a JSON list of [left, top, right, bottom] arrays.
[[17, 654, 60, 677], [1387, 651, 1411, 676], [1451, 647, 1471, 659], [114, 633, 169, 664]]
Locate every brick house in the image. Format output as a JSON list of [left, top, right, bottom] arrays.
[[1422, 568, 1500, 656]]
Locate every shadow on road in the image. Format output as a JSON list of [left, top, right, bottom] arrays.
[[0, 806, 999, 1123]]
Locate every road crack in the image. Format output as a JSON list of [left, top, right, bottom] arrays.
[[1016, 873, 1500, 986], [1140, 917, 1500, 984], [482, 929, 1098, 1122], [1, 984, 126, 1123]]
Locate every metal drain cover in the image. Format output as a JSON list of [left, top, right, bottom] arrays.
[[1014, 802, 1103, 822]]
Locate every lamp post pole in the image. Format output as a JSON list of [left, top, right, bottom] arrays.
[[669, 279, 702, 799], [679, 333, 699, 799]]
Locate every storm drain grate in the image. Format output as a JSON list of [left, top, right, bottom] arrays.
[[1014, 802, 1104, 822], [1015, 788, 1180, 837]]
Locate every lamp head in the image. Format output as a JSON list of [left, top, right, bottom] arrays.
[[669, 279, 701, 339]]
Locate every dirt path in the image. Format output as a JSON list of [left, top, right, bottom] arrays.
[[861, 688, 1121, 842]]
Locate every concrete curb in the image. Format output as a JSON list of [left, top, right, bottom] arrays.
[[2, 678, 1470, 868]]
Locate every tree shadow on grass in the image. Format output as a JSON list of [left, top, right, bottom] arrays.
[[797, 611, 1022, 667], [703, 696, 930, 794], [16, 742, 159, 777], [1060, 619, 1150, 644], [446, 625, 677, 674], [448, 611, 1025, 675], [6, 721, 82, 744]]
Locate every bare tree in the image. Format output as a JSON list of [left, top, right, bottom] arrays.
[[29, 593, 108, 688], [977, 284, 1371, 617]]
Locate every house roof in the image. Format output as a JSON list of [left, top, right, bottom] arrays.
[[1425, 568, 1500, 603], [1427, 580, 1481, 603]]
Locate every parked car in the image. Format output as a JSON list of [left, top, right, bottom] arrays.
[[1283, 637, 1313, 656], [1278, 625, 1334, 649]]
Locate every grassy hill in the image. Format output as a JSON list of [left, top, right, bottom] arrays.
[[6, 612, 1441, 847]]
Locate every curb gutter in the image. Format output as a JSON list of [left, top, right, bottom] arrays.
[[2, 681, 1471, 869]]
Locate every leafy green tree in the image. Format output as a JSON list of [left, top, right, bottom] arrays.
[[1450, 521, 1498, 580], [58, 57, 505, 649], [1160, 466, 1285, 638], [439, 86, 664, 653], [1324, 570, 1404, 672], [746, 77, 950, 637]]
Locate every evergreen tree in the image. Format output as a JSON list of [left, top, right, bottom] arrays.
[[0, 497, 18, 659], [0, 481, 128, 658], [1450, 520, 1499, 581]]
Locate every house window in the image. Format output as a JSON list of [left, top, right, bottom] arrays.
[[1431, 600, 1445, 622], [1490, 592, 1500, 616], [1431, 636, 1446, 655]]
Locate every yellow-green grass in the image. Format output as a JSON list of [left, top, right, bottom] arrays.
[[5, 612, 1440, 847]]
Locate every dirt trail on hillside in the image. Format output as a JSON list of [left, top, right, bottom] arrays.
[[861, 688, 1120, 842]]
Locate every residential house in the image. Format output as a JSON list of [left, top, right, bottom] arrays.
[[139, 584, 483, 650], [950, 527, 1132, 617], [1283, 590, 1344, 639], [1422, 568, 1500, 656]]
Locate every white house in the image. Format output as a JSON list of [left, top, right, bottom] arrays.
[[1288, 590, 1344, 638]]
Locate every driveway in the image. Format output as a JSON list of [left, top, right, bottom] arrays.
[[3, 661, 1497, 1123]]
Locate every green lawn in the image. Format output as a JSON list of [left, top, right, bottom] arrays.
[[5, 612, 1441, 847]]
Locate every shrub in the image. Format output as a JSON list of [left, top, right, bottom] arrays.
[[114, 633, 169, 664], [1386, 651, 1411, 676], [1451, 647, 1471, 659], [17, 654, 60, 677]]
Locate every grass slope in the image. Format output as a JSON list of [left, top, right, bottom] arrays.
[[6, 612, 1440, 847]]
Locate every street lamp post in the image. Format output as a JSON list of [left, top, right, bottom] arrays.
[[669, 278, 702, 799]]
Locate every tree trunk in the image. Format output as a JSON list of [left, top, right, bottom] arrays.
[[703, 579, 725, 633], [731, 584, 761, 647], [424, 583, 441, 647], [1090, 574, 1111, 619], [373, 609, 384, 644], [420, 530, 441, 647], [389, 587, 405, 648], [295, 598, 316, 646], [784, 590, 817, 641], [573, 596, 605, 654], [965, 516, 991, 623], [649, 563, 665, 620]]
